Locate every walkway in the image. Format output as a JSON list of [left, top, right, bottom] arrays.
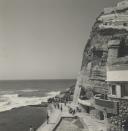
[[37, 103, 107, 131], [37, 103, 73, 131], [37, 108, 60, 131]]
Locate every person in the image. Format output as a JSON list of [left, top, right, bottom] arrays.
[[64, 100, 66, 106], [72, 109, 75, 115], [61, 104, 63, 112], [57, 103, 59, 109], [54, 103, 56, 108], [47, 113, 49, 124], [29, 125, 34, 131]]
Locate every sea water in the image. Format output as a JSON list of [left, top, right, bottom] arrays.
[[0, 79, 76, 112]]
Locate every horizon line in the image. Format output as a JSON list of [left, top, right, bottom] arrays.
[[0, 78, 76, 81]]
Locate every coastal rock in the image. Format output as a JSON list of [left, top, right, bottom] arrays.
[[77, 0, 128, 95], [74, 1, 128, 130]]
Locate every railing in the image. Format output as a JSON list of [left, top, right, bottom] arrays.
[[94, 94, 118, 114], [95, 96, 114, 108]]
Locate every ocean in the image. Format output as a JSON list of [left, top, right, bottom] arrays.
[[0, 79, 76, 131], [0, 79, 76, 112]]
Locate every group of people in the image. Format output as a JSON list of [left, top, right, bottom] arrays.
[[48, 96, 69, 104], [69, 106, 81, 115], [48, 96, 69, 112], [53, 102, 64, 112], [69, 108, 76, 115], [46, 99, 67, 124]]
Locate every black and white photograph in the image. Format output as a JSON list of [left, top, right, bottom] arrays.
[[0, 0, 128, 131]]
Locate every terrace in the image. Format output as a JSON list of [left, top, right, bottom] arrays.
[[94, 94, 118, 114]]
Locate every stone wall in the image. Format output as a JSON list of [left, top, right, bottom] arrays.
[[109, 99, 128, 130]]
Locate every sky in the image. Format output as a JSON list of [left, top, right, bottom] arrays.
[[0, 0, 120, 80]]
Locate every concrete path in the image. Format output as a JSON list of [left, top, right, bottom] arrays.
[[37, 103, 72, 131], [37, 103, 107, 131], [37, 108, 60, 131]]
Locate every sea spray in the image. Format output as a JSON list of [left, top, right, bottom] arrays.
[[0, 91, 60, 112]]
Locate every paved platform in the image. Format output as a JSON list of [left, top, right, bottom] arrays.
[[37, 103, 73, 131], [78, 113, 107, 131], [36, 103, 107, 131]]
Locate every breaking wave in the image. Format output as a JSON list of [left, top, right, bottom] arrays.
[[20, 89, 39, 92], [0, 91, 60, 112], [47, 91, 60, 96]]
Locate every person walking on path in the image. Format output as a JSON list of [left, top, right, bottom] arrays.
[[47, 113, 49, 124], [61, 104, 63, 112], [57, 103, 59, 109]]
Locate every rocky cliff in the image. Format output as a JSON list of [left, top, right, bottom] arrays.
[[77, 0, 128, 98]]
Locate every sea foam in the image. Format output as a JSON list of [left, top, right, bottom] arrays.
[[0, 91, 60, 112]]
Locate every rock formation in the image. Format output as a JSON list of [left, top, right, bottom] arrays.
[[77, 0, 128, 97], [72, 1, 128, 130]]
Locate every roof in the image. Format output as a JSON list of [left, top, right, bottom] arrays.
[[107, 70, 128, 81]]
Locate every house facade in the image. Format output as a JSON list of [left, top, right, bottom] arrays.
[[94, 37, 128, 130]]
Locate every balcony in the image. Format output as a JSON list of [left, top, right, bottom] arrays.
[[94, 94, 118, 114]]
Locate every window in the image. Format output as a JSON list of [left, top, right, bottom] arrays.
[[112, 85, 116, 95], [93, 50, 103, 58], [118, 39, 128, 57], [121, 84, 128, 97]]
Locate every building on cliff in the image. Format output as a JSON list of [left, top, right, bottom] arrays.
[[106, 37, 128, 130], [73, 0, 128, 130]]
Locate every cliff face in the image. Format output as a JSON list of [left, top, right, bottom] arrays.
[[78, 0, 128, 96]]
